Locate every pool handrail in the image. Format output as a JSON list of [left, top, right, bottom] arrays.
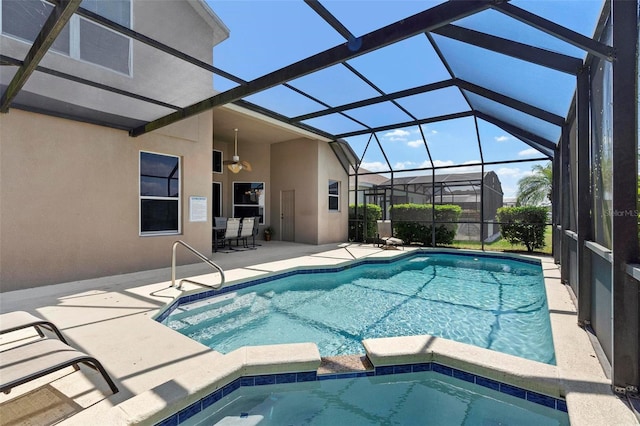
[[171, 240, 225, 290]]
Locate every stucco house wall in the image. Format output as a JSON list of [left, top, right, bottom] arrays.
[[317, 141, 349, 244], [0, 109, 213, 291], [270, 139, 319, 244], [0, 1, 229, 291], [270, 138, 347, 244]]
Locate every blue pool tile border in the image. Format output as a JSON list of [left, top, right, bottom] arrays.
[[155, 249, 541, 323], [155, 361, 567, 425]]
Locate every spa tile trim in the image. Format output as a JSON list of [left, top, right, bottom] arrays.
[[155, 361, 567, 426]]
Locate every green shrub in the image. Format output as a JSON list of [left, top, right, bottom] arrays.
[[348, 204, 382, 242], [391, 204, 462, 246], [497, 206, 548, 252]]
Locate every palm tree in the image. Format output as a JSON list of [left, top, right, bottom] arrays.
[[516, 162, 552, 206]]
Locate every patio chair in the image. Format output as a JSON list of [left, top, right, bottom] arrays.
[[1, 311, 69, 344], [376, 220, 404, 249], [250, 216, 261, 247], [237, 217, 256, 249], [0, 338, 118, 395], [222, 218, 241, 250]]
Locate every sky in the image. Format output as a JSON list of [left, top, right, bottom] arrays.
[[206, 0, 605, 199]]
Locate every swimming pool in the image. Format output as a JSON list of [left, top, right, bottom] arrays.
[[171, 368, 569, 426], [161, 251, 555, 364]]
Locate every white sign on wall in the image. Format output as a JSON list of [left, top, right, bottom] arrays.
[[189, 196, 207, 222]]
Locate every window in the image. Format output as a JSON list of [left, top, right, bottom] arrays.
[[1, 0, 70, 54], [212, 182, 222, 218], [140, 152, 180, 235], [79, 17, 130, 74], [329, 180, 340, 211], [233, 182, 264, 224], [81, 0, 131, 27], [1, 0, 131, 75], [212, 150, 223, 174]]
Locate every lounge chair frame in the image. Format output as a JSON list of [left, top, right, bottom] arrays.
[[0, 338, 118, 395], [1, 311, 69, 344], [0, 311, 118, 395]]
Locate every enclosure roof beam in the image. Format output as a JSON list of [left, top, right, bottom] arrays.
[[304, 1, 420, 127], [493, 2, 614, 61], [0, 0, 82, 113], [130, 0, 497, 136], [475, 111, 555, 156], [431, 24, 583, 75], [231, 99, 337, 141], [457, 79, 565, 126], [335, 111, 474, 139], [291, 79, 456, 122], [304, 0, 355, 40]]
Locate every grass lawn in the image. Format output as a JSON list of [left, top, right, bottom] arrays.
[[447, 225, 553, 255]]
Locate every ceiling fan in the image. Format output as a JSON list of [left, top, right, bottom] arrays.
[[223, 128, 252, 173]]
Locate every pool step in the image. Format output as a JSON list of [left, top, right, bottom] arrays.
[[167, 293, 261, 332]]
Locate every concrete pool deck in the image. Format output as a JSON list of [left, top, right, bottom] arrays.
[[0, 242, 637, 425]]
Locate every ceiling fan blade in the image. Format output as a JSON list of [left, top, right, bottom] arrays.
[[241, 160, 252, 172]]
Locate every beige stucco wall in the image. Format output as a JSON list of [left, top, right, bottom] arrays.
[[270, 139, 347, 244], [270, 139, 319, 244], [0, 109, 213, 291], [317, 141, 349, 244]]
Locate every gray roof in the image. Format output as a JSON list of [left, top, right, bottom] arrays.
[[378, 171, 498, 187]]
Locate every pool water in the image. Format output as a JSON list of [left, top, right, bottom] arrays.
[[180, 371, 569, 426], [164, 253, 555, 364]]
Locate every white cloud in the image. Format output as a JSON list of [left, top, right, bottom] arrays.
[[393, 161, 415, 170], [407, 139, 424, 148], [494, 167, 532, 178], [431, 130, 438, 134], [446, 162, 482, 174], [432, 160, 454, 168], [495, 135, 511, 142], [383, 129, 410, 141], [392, 160, 432, 170], [502, 185, 517, 199], [360, 161, 388, 172], [518, 148, 539, 157]]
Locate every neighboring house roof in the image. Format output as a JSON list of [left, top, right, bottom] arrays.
[[191, 0, 230, 45], [352, 168, 390, 186], [379, 171, 500, 187]]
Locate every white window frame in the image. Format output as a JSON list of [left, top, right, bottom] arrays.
[[139, 151, 181, 236], [329, 180, 340, 212]]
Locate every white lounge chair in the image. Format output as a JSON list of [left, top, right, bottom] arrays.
[[0, 311, 118, 395]]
